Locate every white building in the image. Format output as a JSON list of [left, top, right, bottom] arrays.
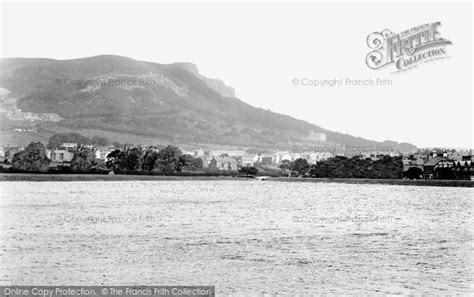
[[273, 152, 293, 165], [51, 149, 74, 163], [241, 155, 258, 166], [183, 149, 205, 158], [62, 143, 78, 149], [95, 148, 114, 160], [210, 150, 246, 157], [209, 156, 238, 170], [308, 152, 333, 163]]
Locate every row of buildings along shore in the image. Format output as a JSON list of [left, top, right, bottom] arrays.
[[0, 144, 335, 170], [1, 141, 473, 179]]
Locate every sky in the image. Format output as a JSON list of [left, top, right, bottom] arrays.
[[1, 1, 472, 148]]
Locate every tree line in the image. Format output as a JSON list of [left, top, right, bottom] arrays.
[[280, 155, 403, 179], [7, 142, 204, 174], [104, 145, 203, 173], [6, 142, 404, 179]]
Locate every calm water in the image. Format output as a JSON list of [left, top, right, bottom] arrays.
[[0, 180, 472, 295]]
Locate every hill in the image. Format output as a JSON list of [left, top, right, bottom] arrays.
[[0, 55, 416, 152]]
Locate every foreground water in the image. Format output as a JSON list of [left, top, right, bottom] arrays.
[[0, 181, 472, 295]]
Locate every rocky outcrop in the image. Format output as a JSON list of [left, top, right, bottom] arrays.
[[203, 78, 235, 98], [0, 88, 63, 122], [174, 62, 235, 97]]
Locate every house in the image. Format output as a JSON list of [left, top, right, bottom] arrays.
[[422, 157, 442, 179], [210, 150, 245, 157], [241, 155, 257, 167], [422, 154, 473, 180], [360, 152, 380, 160], [290, 153, 302, 160], [95, 147, 114, 160], [277, 152, 292, 163], [446, 151, 463, 161], [61, 143, 78, 149], [309, 152, 333, 163], [184, 149, 205, 158], [46, 149, 52, 160], [50, 149, 74, 163], [402, 158, 424, 172], [423, 157, 458, 179], [182, 150, 195, 156], [3, 146, 24, 163], [259, 155, 274, 165], [194, 149, 205, 158], [202, 155, 213, 168], [209, 156, 238, 171], [452, 160, 473, 180]]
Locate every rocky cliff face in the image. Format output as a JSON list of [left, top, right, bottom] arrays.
[[203, 78, 235, 98], [173, 62, 235, 97]]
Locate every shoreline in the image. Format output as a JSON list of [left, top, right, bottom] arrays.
[[0, 173, 241, 182], [0, 173, 472, 187], [270, 177, 474, 188]]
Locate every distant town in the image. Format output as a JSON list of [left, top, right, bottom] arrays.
[[1, 131, 473, 180]]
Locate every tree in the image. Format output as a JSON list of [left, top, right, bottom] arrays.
[[292, 158, 310, 177], [105, 147, 145, 172], [280, 160, 293, 177], [177, 154, 195, 172], [142, 147, 160, 171], [239, 166, 258, 176], [155, 145, 182, 174], [70, 145, 97, 172], [306, 155, 403, 179], [403, 167, 423, 179], [106, 149, 122, 171], [189, 157, 204, 170], [141, 146, 200, 173], [12, 142, 50, 172], [118, 147, 144, 172], [309, 163, 322, 178]]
